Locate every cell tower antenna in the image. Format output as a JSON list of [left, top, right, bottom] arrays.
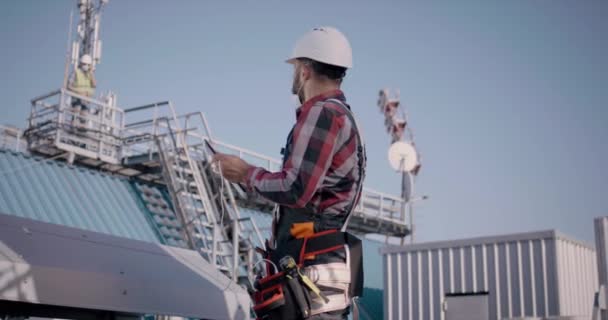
[[63, 8, 74, 88], [377, 88, 425, 244], [68, 0, 110, 75]]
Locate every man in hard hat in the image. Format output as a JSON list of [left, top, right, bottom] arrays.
[[68, 54, 96, 129], [213, 27, 365, 320]]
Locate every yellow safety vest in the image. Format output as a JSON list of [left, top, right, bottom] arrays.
[[73, 68, 95, 96]]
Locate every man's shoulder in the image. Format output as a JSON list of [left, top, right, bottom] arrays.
[[307, 99, 358, 134], [314, 98, 351, 117]]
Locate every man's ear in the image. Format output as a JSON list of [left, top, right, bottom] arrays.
[[301, 64, 312, 81]]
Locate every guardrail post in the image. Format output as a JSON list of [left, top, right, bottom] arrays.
[[232, 218, 239, 281]]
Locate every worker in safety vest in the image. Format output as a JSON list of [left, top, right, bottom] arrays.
[[214, 27, 365, 320], [68, 54, 96, 128]]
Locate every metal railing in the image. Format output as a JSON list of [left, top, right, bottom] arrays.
[[24, 88, 124, 164], [122, 102, 266, 283], [122, 104, 408, 234], [122, 105, 407, 229], [0, 125, 25, 152], [193, 133, 408, 229]]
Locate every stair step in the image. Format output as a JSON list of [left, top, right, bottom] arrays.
[[194, 233, 214, 241], [178, 191, 202, 200], [182, 204, 207, 213], [175, 178, 197, 187], [183, 214, 214, 227], [198, 248, 233, 259], [173, 169, 193, 176], [217, 251, 235, 257], [192, 220, 214, 229], [176, 155, 190, 162], [217, 265, 231, 272]]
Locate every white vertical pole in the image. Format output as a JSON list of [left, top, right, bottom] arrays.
[[541, 239, 549, 318], [15, 130, 21, 152], [57, 91, 66, 145], [403, 171, 415, 244], [232, 218, 239, 280], [387, 254, 392, 320], [594, 217, 608, 320], [212, 224, 218, 271], [408, 253, 413, 320], [397, 253, 402, 320]]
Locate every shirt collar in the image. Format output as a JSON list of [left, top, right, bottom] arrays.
[[296, 89, 346, 118]]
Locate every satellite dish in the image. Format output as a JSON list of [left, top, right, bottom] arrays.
[[388, 141, 419, 172]]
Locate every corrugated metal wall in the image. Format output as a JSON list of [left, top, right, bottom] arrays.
[[382, 230, 597, 320], [0, 149, 160, 243], [555, 237, 598, 317]]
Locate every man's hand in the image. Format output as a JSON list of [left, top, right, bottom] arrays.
[[212, 153, 251, 183]]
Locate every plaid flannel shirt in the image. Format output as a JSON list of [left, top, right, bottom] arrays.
[[245, 90, 363, 216]]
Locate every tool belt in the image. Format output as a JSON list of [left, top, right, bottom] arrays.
[[253, 229, 363, 319]]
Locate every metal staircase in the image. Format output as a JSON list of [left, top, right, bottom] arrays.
[[120, 103, 264, 285], [197, 157, 266, 285]]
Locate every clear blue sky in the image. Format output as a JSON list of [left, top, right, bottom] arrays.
[[1, 0, 607, 250]]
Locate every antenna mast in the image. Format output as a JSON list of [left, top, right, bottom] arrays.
[[377, 88, 424, 244], [68, 0, 109, 74]]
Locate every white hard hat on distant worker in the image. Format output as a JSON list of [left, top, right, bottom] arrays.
[[80, 54, 93, 65], [286, 26, 353, 69]]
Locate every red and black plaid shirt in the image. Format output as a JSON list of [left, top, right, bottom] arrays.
[[245, 90, 363, 217]]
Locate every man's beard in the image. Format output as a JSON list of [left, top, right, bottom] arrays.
[[291, 71, 305, 104]]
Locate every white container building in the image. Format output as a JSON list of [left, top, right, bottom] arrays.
[[381, 230, 598, 320]]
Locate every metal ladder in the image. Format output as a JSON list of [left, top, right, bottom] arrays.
[[196, 158, 266, 286], [155, 120, 234, 275], [151, 110, 264, 285], [183, 112, 265, 286]]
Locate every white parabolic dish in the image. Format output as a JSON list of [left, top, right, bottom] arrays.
[[388, 141, 419, 172]]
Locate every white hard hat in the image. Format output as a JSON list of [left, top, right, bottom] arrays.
[[80, 54, 92, 65], [287, 26, 353, 69]]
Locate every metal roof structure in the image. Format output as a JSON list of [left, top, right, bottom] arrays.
[[0, 125, 25, 152], [0, 148, 159, 243], [0, 213, 250, 319], [380, 229, 595, 254]]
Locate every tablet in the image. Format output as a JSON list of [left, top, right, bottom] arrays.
[[205, 139, 218, 155], [205, 140, 248, 194]]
